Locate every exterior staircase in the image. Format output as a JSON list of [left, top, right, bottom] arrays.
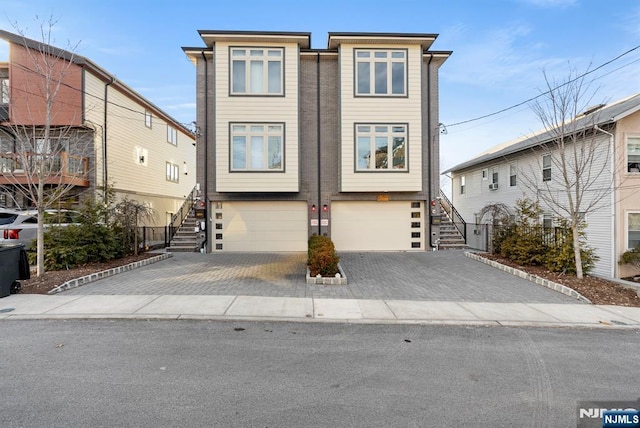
[[437, 213, 468, 250], [437, 189, 468, 250], [167, 211, 201, 252]]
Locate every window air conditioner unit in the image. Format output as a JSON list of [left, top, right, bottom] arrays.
[[489, 183, 499, 190]]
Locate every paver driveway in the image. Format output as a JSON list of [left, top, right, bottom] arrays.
[[61, 250, 580, 304]]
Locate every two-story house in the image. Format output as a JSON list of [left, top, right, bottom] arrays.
[[0, 30, 196, 226], [444, 93, 640, 279], [183, 31, 450, 252]]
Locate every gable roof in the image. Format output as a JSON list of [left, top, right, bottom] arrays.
[[443, 92, 640, 174], [0, 29, 194, 137]]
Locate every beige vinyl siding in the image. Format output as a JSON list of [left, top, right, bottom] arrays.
[[215, 42, 299, 192], [340, 44, 422, 192], [83, 72, 197, 226], [614, 113, 640, 277]]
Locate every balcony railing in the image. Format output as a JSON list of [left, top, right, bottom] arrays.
[[0, 152, 90, 186]]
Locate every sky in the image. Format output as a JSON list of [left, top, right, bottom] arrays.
[[2, 0, 640, 190]]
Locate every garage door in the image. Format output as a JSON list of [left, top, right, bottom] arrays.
[[214, 202, 307, 251], [331, 201, 424, 251]]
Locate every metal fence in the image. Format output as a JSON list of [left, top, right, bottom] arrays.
[[136, 226, 171, 251], [464, 223, 568, 254]]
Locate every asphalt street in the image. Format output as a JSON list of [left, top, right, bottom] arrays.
[[2, 320, 639, 427]]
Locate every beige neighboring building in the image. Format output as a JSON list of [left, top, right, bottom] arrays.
[[444, 93, 640, 279], [0, 30, 196, 226]]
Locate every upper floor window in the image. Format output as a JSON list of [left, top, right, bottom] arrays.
[[542, 154, 551, 181], [145, 111, 152, 128], [355, 49, 406, 96], [460, 175, 466, 194], [509, 164, 517, 187], [0, 78, 8, 104], [167, 125, 177, 145], [166, 162, 179, 183], [356, 124, 407, 171], [542, 213, 553, 229], [627, 137, 640, 173], [231, 123, 283, 171], [231, 48, 283, 95]]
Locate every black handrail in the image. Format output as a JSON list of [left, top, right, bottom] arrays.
[[169, 185, 198, 240], [439, 189, 467, 242]]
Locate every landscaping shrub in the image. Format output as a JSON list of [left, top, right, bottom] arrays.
[[491, 198, 597, 275], [620, 245, 640, 273], [307, 235, 340, 277], [544, 218, 597, 275]]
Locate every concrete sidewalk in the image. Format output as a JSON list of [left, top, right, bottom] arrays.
[[1, 294, 639, 328]]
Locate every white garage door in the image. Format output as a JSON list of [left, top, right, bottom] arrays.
[[331, 201, 424, 251], [215, 202, 307, 251]]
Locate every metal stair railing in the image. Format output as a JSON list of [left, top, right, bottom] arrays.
[[168, 185, 198, 241], [439, 189, 467, 242]]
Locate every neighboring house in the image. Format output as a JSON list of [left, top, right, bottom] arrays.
[[0, 30, 196, 226], [183, 31, 450, 252], [443, 93, 640, 279]]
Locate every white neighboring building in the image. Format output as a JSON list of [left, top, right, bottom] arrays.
[[444, 93, 640, 279]]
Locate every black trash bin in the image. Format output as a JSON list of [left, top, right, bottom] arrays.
[[0, 244, 26, 298]]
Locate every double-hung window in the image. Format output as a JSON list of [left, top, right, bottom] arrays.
[[627, 137, 640, 173], [355, 49, 406, 96], [509, 164, 517, 187], [167, 125, 177, 145], [145, 111, 152, 128], [231, 123, 283, 171], [356, 124, 407, 171], [460, 176, 466, 195], [628, 213, 640, 249], [542, 154, 551, 181], [231, 48, 283, 95], [166, 162, 179, 183]]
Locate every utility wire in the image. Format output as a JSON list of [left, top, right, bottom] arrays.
[[445, 44, 640, 128]]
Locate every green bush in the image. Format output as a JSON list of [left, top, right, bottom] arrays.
[[544, 219, 597, 275], [619, 245, 640, 272], [308, 235, 340, 277]]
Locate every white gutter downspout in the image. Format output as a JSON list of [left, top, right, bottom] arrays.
[[595, 125, 615, 278]]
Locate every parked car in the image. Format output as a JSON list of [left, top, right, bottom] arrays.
[[0, 208, 81, 247]]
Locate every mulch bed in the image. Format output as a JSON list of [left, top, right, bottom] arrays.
[[480, 253, 640, 307], [17, 253, 157, 295]]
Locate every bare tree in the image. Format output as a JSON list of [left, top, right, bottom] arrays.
[[0, 17, 92, 276], [521, 65, 614, 278], [114, 198, 156, 256]]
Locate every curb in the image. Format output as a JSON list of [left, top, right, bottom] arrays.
[[465, 251, 592, 303], [47, 253, 173, 295]]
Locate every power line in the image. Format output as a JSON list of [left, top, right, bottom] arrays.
[[444, 43, 640, 128]]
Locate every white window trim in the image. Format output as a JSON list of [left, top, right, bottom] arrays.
[[460, 175, 466, 195], [542, 154, 552, 181], [230, 47, 284, 96], [490, 167, 499, 184], [481, 169, 488, 181], [626, 136, 640, 174], [167, 125, 177, 145], [626, 211, 640, 250], [166, 162, 179, 183], [354, 48, 407, 97], [230, 123, 284, 172], [355, 123, 407, 171], [509, 163, 517, 187], [145, 111, 152, 129], [0, 78, 9, 104]]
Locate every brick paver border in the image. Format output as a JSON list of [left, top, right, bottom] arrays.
[[465, 251, 592, 303], [47, 253, 173, 295]]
